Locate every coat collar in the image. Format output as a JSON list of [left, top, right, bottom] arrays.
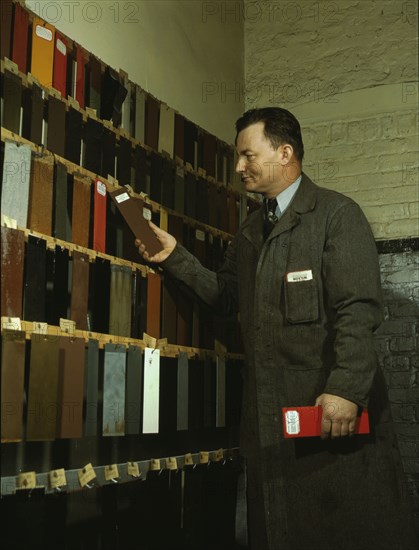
[[240, 172, 318, 248]]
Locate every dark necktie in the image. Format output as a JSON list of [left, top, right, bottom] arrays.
[[263, 197, 279, 240]]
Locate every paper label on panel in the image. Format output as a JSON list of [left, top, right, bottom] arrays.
[[143, 207, 152, 221], [56, 39, 67, 56], [36, 25, 53, 41], [142, 347, 160, 434], [96, 181, 106, 196], [115, 192, 130, 204]]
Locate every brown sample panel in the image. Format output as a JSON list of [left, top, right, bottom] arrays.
[[3, 70, 22, 134], [71, 177, 91, 247], [161, 277, 177, 344], [70, 251, 90, 330], [146, 272, 161, 339], [108, 189, 163, 257], [1, 330, 26, 441], [47, 96, 66, 156], [56, 336, 85, 439], [109, 265, 132, 337], [1, 227, 25, 318], [1, 0, 13, 60], [28, 157, 54, 235], [26, 337, 60, 441]]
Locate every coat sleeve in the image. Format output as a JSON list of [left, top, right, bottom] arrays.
[[321, 202, 384, 407], [161, 237, 239, 316]]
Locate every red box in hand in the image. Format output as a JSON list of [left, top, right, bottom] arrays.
[[282, 405, 370, 438]]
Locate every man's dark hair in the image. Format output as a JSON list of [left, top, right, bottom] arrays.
[[235, 107, 304, 162]]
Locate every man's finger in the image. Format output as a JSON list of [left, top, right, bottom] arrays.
[[320, 417, 331, 439], [330, 420, 342, 439]]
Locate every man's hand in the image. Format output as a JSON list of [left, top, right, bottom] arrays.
[[135, 221, 177, 263], [315, 393, 358, 439]]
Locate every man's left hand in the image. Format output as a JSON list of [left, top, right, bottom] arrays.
[[315, 393, 358, 439]]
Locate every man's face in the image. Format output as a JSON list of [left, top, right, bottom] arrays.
[[235, 122, 296, 197]]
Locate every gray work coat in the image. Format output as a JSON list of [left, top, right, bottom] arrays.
[[162, 173, 417, 550]]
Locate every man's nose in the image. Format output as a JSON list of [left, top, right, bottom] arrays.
[[236, 158, 246, 173]]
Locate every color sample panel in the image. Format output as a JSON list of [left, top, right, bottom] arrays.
[[3, 70, 22, 134], [70, 251, 90, 330], [30, 17, 55, 88], [54, 162, 72, 242], [1, 330, 26, 441], [56, 336, 85, 439], [28, 157, 54, 235], [93, 180, 107, 252], [142, 347, 160, 434], [125, 345, 143, 435], [22, 82, 44, 145], [158, 105, 175, 158], [103, 344, 126, 436], [109, 264, 132, 337], [71, 176, 91, 248], [53, 32, 67, 97], [84, 339, 99, 437], [146, 272, 161, 339], [23, 235, 47, 322], [134, 86, 146, 142], [75, 46, 85, 108], [12, 3, 29, 72], [1, 142, 31, 228], [177, 352, 189, 431], [26, 338, 60, 441], [1, 227, 25, 318]]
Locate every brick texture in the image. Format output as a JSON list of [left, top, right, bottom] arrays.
[[244, 0, 418, 240]]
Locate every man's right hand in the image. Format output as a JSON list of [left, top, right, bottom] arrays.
[[135, 221, 177, 263]]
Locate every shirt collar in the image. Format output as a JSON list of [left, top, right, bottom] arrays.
[[274, 174, 302, 215]]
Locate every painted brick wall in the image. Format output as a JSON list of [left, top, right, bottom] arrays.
[[244, 0, 418, 240], [375, 246, 419, 516]]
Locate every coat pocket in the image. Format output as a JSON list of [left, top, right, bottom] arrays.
[[285, 278, 319, 323]]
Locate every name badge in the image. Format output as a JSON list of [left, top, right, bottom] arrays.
[[286, 269, 313, 283]]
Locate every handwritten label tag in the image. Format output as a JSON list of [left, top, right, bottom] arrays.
[[115, 192, 130, 204], [286, 270, 313, 283], [213, 449, 224, 462], [49, 468, 67, 489], [127, 462, 140, 478], [195, 229, 205, 242], [149, 459, 161, 471], [59, 318, 76, 335], [78, 463, 96, 487], [199, 452, 209, 465], [285, 410, 300, 435], [143, 207, 152, 221], [143, 332, 157, 349], [1, 317, 22, 331], [16, 471, 37, 490], [36, 25, 52, 42], [166, 457, 178, 471], [184, 453, 194, 466], [96, 181, 106, 196], [33, 322, 48, 335], [104, 464, 120, 481], [56, 38, 67, 56]]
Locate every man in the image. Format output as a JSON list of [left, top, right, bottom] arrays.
[[136, 108, 416, 550]]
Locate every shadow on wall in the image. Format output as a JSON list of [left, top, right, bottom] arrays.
[[374, 247, 419, 520]]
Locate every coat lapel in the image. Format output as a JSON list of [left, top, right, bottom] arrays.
[[239, 173, 318, 247]]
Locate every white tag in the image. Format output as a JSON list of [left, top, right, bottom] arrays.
[[143, 208, 152, 221], [142, 348, 160, 434], [96, 181, 106, 196], [286, 269, 313, 283], [36, 25, 53, 42], [115, 192, 130, 204], [33, 322, 47, 335], [176, 166, 184, 178], [195, 229, 205, 242], [285, 410, 300, 434], [1, 317, 22, 331], [56, 38, 67, 56]]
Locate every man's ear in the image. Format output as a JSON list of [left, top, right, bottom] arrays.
[[280, 143, 294, 164]]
